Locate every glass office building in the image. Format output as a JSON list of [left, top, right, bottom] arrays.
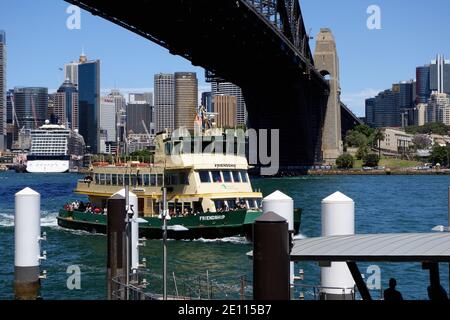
[[13, 87, 48, 130], [78, 59, 100, 154]]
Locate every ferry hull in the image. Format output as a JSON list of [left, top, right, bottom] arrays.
[[57, 209, 302, 240]]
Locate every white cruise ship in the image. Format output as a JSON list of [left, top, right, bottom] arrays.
[[26, 121, 71, 173]]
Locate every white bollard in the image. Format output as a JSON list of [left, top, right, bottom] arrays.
[[320, 191, 355, 300], [14, 187, 42, 300], [262, 190, 295, 286], [114, 189, 139, 271]]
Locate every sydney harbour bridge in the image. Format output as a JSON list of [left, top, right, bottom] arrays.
[[65, 0, 362, 169]]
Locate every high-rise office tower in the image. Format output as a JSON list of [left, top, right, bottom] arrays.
[[126, 101, 153, 135], [213, 94, 237, 128], [365, 98, 376, 127], [13, 87, 48, 130], [212, 82, 247, 125], [416, 66, 431, 104], [99, 97, 116, 142], [0, 31, 6, 150], [154, 73, 175, 133], [201, 91, 213, 113], [175, 72, 197, 131], [64, 61, 79, 88], [129, 92, 153, 105], [107, 89, 126, 149], [430, 54, 450, 94], [77, 54, 100, 154], [427, 92, 450, 124], [6, 89, 14, 149], [54, 80, 79, 129], [372, 88, 401, 128]]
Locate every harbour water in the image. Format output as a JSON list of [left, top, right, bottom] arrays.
[[0, 171, 449, 300]]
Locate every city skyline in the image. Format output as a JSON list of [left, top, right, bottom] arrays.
[[2, 1, 450, 116]]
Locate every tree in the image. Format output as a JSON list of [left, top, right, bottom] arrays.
[[371, 129, 385, 158], [412, 135, 432, 150], [430, 146, 450, 166], [356, 146, 369, 160], [345, 130, 368, 148], [336, 154, 355, 169], [405, 123, 450, 136], [363, 153, 380, 167]]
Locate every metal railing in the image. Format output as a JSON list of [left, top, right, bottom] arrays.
[[111, 271, 253, 300]]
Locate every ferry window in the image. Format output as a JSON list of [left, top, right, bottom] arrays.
[[150, 174, 157, 186], [179, 172, 188, 185], [100, 174, 106, 185], [118, 174, 124, 186], [175, 202, 182, 215], [199, 171, 211, 183], [211, 171, 222, 183], [168, 202, 175, 215], [165, 143, 172, 155], [226, 199, 237, 209], [222, 171, 232, 183], [124, 174, 130, 186], [137, 174, 143, 186], [131, 175, 137, 186], [157, 174, 163, 186], [183, 203, 192, 214], [232, 171, 241, 183], [240, 171, 248, 183], [143, 174, 150, 186], [94, 174, 99, 184], [106, 174, 112, 185], [214, 200, 225, 211], [112, 174, 117, 186]]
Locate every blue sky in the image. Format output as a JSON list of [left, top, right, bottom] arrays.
[[1, 0, 450, 116]]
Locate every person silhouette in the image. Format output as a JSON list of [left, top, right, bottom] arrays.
[[384, 278, 403, 301]]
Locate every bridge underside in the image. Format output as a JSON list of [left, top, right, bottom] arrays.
[[66, 0, 330, 168]]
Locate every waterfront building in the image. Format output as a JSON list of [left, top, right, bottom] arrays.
[[175, 72, 198, 131], [379, 128, 414, 154], [201, 91, 213, 113], [416, 65, 431, 104], [212, 82, 247, 125], [77, 54, 100, 154], [13, 87, 48, 130], [154, 73, 175, 133], [64, 61, 79, 89], [0, 31, 6, 150], [126, 101, 153, 135], [213, 94, 237, 128], [54, 80, 79, 129], [373, 88, 400, 128]]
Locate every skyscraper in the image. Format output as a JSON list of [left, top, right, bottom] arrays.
[[0, 31, 6, 150], [365, 98, 376, 127], [429, 54, 450, 94], [373, 88, 401, 128], [129, 92, 153, 105], [54, 80, 79, 129], [78, 55, 100, 154], [154, 73, 175, 133], [201, 91, 212, 113], [416, 65, 431, 104], [213, 94, 237, 128], [126, 101, 153, 135], [13, 87, 48, 130], [175, 72, 197, 131], [211, 82, 247, 125], [427, 92, 450, 124], [107, 89, 126, 150], [6, 89, 14, 149], [99, 96, 116, 153]]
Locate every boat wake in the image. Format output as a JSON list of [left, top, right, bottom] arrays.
[[185, 237, 250, 245], [0, 210, 59, 228]]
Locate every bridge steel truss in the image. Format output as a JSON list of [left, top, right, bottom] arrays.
[[65, 0, 330, 169]]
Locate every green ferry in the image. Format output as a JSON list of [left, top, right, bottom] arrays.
[[57, 129, 301, 240]]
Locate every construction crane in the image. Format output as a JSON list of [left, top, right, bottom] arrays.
[[30, 95, 38, 129]]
